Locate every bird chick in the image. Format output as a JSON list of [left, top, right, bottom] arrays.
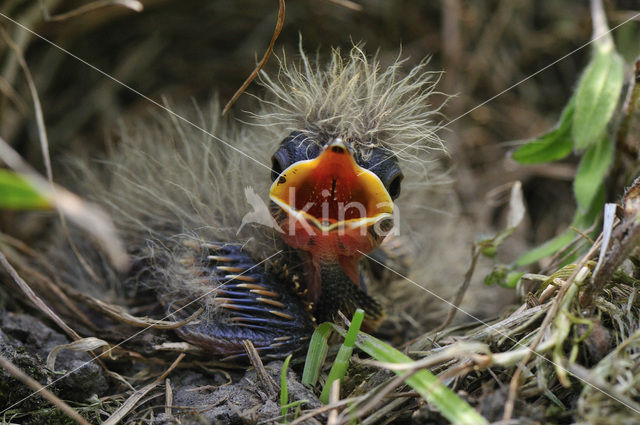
[[50, 45, 444, 359]]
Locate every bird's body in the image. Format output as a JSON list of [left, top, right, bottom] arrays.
[[49, 45, 444, 358]]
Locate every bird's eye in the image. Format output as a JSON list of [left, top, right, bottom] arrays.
[[271, 149, 289, 181], [271, 131, 319, 181], [362, 146, 404, 200], [384, 168, 403, 200]]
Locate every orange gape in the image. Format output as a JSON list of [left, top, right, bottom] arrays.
[[270, 139, 394, 307]]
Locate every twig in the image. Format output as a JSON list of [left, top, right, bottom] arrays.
[[102, 353, 185, 425], [21, 267, 97, 330], [196, 395, 228, 414], [0, 244, 124, 381], [164, 378, 173, 417], [0, 74, 28, 113], [222, 0, 286, 114], [287, 399, 354, 425], [0, 250, 81, 341], [359, 342, 489, 372], [39, 0, 143, 22], [435, 245, 480, 331], [0, 26, 51, 181], [243, 340, 278, 397], [361, 397, 407, 425], [53, 276, 203, 329], [325, 0, 363, 11], [585, 182, 640, 304], [327, 379, 340, 425], [337, 369, 420, 425], [0, 355, 91, 425], [502, 237, 602, 423]]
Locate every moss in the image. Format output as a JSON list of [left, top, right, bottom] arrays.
[[0, 350, 56, 413], [24, 408, 81, 425]]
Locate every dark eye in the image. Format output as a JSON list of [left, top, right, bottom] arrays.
[[271, 149, 289, 181], [385, 168, 403, 200], [271, 131, 319, 181], [364, 147, 404, 200]]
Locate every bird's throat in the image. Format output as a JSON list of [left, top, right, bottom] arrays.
[[302, 251, 361, 306], [306, 258, 383, 328]]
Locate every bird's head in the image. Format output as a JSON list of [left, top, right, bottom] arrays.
[[269, 131, 403, 324]]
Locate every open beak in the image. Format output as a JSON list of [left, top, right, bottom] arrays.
[[269, 139, 394, 304], [270, 139, 394, 247]]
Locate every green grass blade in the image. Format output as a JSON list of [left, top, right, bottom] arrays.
[[319, 309, 364, 403], [344, 309, 364, 346], [301, 322, 333, 387], [332, 326, 489, 425], [0, 169, 50, 209], [281, 354, 293, 420]]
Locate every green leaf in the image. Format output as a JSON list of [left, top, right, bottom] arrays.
[[515, 229, 576, 267], [572, 48, 624, 150], [574, 135, 614, 211], [301, 322, 333, 387], [575, 182, 606, 229], [484, 265, 524, 289], [320, 309, 364, 404], [505, 271, 524, 288], [280, 354, 292, 420], [512, 96, 575, 164], [479, 244, 497, 258], [0, 169, 50, 209], [332, 327, 489, 425]]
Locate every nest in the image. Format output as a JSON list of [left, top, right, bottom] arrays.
[[2, 1, 639, 424]]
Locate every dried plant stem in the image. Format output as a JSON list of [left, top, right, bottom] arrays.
[[327, 380, 340, 425], [102, 353, 185, 425], [435, 245, 480, 331], [63, 285, 204, 329], [326, 0, 363, 12], [502, 237, 601, 423], [165, 378, 173, 417], [287, 399, 354, 425], [0, 250, 81, 341], [243, 340, 278, 397], [222, 0, 285, 114], [586, 221, 640, 304], [39, 0, 143, 22], [337, 369, 420, 425]]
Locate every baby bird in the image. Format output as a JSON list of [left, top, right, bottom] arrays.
[[53, 45, 443, 359]]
